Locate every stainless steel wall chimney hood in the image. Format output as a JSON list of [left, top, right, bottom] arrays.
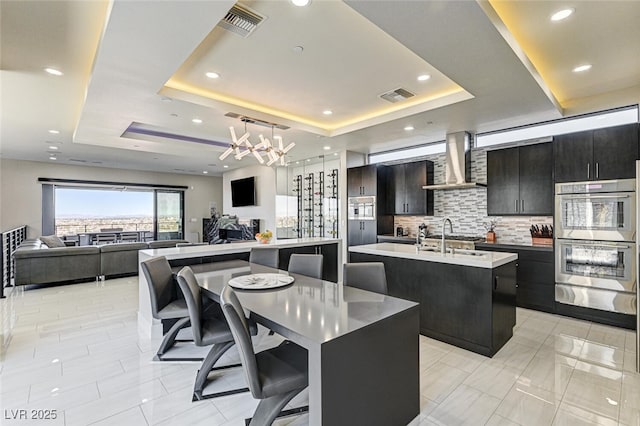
[[422, 131, 485, 190]]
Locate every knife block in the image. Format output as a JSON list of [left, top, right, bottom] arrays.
[[531, 237, 553, 246]]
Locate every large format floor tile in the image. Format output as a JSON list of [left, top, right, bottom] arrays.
[[2, 277, 640, 425]]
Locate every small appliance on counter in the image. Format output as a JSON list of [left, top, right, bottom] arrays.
[[396, 226, 404, 237]]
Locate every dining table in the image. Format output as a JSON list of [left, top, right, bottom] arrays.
[[193, 260, 420, 426]]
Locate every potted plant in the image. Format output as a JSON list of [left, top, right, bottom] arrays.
[[485, 220, 497, 242]]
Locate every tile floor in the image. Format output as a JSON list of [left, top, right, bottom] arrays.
[[1, 277, 639, 425]]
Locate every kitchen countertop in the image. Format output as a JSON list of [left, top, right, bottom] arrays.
[[140, 237, 341, 260], [349, 242, 517, 269], [476, 240, 553, 252]]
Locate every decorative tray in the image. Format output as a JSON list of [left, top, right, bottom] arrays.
[[228, 273, 294, 290]]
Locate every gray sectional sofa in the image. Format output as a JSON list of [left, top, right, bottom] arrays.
[[14, 239, 189, 286]]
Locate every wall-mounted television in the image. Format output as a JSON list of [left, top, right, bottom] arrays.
[[231, 176, 256, 207]]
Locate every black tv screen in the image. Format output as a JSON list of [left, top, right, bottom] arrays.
[[231, 177, 256, 207]]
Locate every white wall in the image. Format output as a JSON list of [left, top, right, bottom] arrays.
[[222, 164, 276, 233], [0, 159, 222, 239]]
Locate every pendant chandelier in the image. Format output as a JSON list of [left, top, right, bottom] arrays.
[[219, 123, 295, 166]]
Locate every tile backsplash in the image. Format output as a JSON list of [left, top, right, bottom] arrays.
[[391, 149, 552, 244]]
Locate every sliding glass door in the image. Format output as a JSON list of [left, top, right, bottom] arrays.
[[155, 190, 184, 240]]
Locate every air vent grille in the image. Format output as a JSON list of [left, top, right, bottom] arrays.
[[69, 158, 87, 163], [379, 88, 415, 103], [225, 112, 290, 130], [217, 3, 265, 37]]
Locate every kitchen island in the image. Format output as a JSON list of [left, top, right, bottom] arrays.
[[349, 243, 517, 356]]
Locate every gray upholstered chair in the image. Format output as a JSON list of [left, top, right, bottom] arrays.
[[343, 262, 388, 295], [249, 247, 279, 269], [287, 254, 323, 279], [140, 256, 190, 360], [220, 286, 308, 426], [177, 267, 257, 400]]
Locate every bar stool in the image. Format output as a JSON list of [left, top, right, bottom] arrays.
[[249, 247, 280, 268]]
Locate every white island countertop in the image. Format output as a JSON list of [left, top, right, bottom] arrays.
[[349, 243, 517, 269], [140, 237, 340, 260]]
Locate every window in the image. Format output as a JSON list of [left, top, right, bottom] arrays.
[[55, 187, 154, 236], [44, 183, 184, 243], [476, 106, 638, 148], [369, 142, 446, 164]]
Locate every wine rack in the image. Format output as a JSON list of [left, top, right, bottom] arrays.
[[294, 168, 338, 238], [1, 225, 27, 298]]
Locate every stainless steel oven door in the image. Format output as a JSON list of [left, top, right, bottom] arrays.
[[555, 191, 636, 241], [555, 239, 636, 292]]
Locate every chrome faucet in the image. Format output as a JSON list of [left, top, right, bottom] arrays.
[[442, 218, 453, 254]]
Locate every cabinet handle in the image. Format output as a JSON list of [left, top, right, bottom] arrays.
[[406, 203, 409, 212], [521, 199, 524, 212], [515, 200, 518, 213], [596, 162, 599, 178], [494, 276, 499, 291], [587, 163, 590, 179]]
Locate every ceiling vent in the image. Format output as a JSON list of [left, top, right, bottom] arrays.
[[379, 88, 415, 103], [217, 3, 265, 38], [68, 158, 87, 163], [225, 112, 290, 130]]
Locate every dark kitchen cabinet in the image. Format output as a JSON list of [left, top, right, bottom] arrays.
[[487, 142, 553, 216], [391, 161, 434, 215], [348, 220, 377, 246], [347, 164, 378, 196], [554, 123, 639, 182], [475, 243, 555, 313], [347, 165, 393, 247]]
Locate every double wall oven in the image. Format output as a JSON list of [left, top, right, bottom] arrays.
[[555, 179, 637, 315]]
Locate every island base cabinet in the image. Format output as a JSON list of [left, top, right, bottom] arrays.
[[349, 252, 516, 357], [279, 243, 338, 282]]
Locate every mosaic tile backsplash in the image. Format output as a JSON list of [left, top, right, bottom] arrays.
[[391, 149, 552, 244]]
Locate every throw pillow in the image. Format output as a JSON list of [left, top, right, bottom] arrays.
[[39, 235, 66, 248]]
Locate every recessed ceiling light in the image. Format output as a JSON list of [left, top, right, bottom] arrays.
[[49, 156, 57, 160], [192, 118, 203, 124], [333, 152, 338, 156], [205, 72, 220, 79], [48, 129, 60, 134], [551, 8, 574, 22], [292, 46, 304, 54], [51, 388, 59, 393], [323, 146, 331, 150], [296, 161, 300, 164], [323, 110, 333, 116], [417, 74, 431, 81], [404, 125, 414, 131], [291, 0, 310, 6], [223, 165, 229, 168], [573, 64, 592, 73], [306, 159, 311, 162], [44, 67, 63, 76], [202, 171, 208, 174], [49, 145, 59, 150]]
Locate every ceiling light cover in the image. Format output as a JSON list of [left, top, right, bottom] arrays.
[[551, 8, 574, 21], [323, 146, 331, 150], [417, 74, 431, 81], [44, 67, 63, 76], [404, 125, 414, 131], [291, 0, 310, 6], [48, 129, 60, 134], [205, 72, 220, 79], [192, 118, 203, 124], [573, 64, 592, 73], [323, 110, 333, 115]]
